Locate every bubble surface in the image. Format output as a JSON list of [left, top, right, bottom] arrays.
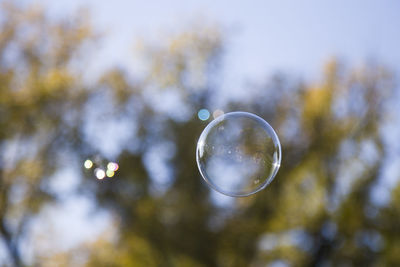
[[196, 111, 281, 197]]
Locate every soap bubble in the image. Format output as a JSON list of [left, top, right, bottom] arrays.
[[196, 111, 281, 197]]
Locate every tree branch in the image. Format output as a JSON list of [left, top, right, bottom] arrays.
[[0, 213, 22, 267]]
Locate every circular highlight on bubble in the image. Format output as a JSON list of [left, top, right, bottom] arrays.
[[196, 111, 281, 197]]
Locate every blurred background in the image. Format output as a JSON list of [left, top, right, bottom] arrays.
[[1, 0, 400, 266]]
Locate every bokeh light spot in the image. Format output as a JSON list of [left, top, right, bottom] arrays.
[[106, 170, 115, 177], [84, 159, 93, 169], [213, 109, 224, 119], [94, 168, 106, 180], [107, 162, 119, 172], [198, 109, 210, 121]]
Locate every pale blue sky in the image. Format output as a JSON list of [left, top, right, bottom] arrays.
[[33, 0, 400, 84]]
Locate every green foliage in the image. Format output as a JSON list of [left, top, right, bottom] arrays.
[[0, 2, 93, 266]]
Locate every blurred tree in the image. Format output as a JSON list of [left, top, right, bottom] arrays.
[[0, 2, 93, 266], [81, 29, 398, 267], [1, 2, 399, 267]]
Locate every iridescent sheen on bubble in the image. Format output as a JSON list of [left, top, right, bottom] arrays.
[[196, 111, 281, 197]]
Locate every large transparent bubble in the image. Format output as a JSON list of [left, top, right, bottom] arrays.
[[196, 111, 281, 197]]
